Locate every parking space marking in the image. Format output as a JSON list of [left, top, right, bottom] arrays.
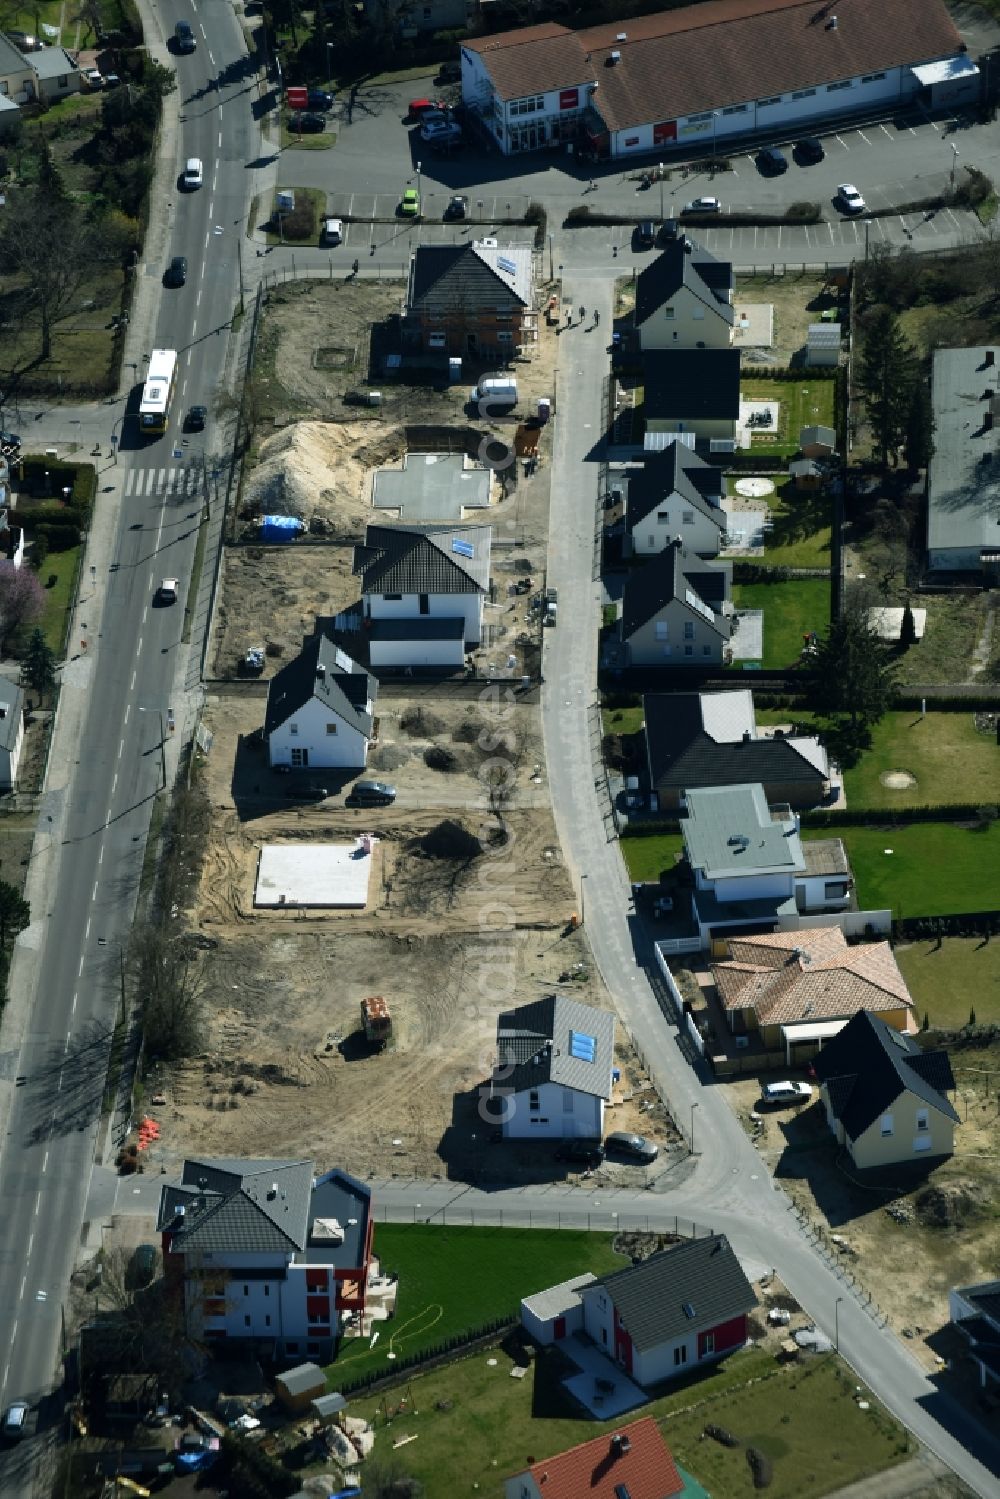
[[827, 221, 836, 244], [856, 129, 873, 145], [879, 124, 894, 141], [944, 207, 960, 228], [835, 134, 850, 151]]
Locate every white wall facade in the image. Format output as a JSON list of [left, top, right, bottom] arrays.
[[501, 1079, 603, 1140], [626, 600, 726, 668], [461, 47, 591, 153], [366, 590, 483, 645], [695, 868, 795, 904], [631, 504, 723, 558], [521, 1294, 586, 1346], [796, 873, 851, 912], [639, 285, 732, 353], [268, 695, 370, 771], [0, 708, 23, 789]]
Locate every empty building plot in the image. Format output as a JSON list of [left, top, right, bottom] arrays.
[[254, 839, 377, 909]]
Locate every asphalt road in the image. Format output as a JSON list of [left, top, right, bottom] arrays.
[[0, 1, 252, 1488]]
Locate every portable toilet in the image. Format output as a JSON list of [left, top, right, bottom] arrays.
[[276, 189, 295, 214], [448, 357, 462, 383], [538, 397, 552, 424]]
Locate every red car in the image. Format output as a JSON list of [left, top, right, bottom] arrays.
[[407, 97, 443, 121]]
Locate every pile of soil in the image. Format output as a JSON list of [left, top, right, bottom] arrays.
[[417, 819, 483, 862], [369, 742, 413, 773], [244, 420, 403, 534], [915, 1182, 985, 1229]]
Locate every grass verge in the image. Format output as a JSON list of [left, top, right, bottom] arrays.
[[620, 832, 684, 882], [352, 1343, 909, 1496], [264, 186, 329, 246], [38, 546, 82, 655], [804, 820, 1000, 919], [732, 578, 831, 670], [895, 938, 1000, 1029], [182, 513, 210, 646], [280, 117, 337, 150], [327, 1225, 626, 1390]]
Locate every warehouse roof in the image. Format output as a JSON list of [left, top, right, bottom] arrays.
[[927, 346, 1000, 561], [465, 0, 963, 132]]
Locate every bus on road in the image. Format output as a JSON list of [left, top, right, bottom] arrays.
[[139, 349, 178, 436]]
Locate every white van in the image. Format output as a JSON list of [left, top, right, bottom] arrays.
[[322, 217, 343, 246], [474, 376, 517, 412]]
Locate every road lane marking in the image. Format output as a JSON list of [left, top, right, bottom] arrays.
[[19, 1276, 25, 1300], [85, 918, 90, 941], [42, 1152, 48, 1173], [111, 774, 117, 797], [204, 230, 210, 250], [92, 881, 98, 902], [27, 1233, 33, 1258], [71, 991, 77, 1014], [218, 131, 222, 149], [128, 679, 134, 700], [197, 288, 203, 308]]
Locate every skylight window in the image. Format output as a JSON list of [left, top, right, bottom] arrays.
[[569, 1030, 597, 1063]]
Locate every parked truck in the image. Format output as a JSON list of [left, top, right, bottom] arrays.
[[544, 587, 558, 626], [361, 995, 392, 1049]]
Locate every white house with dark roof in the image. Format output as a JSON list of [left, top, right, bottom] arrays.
[[623, 444, 727, 559], [354, 522, 491, 667], [615, 539, 732, 669], [0, 681, 24, 789], [157, 1156, 374, 1362], [634, 233, 734, 352], [489, 993, 616, 1140], [265, 635, 377, 771], [460, 0, 975, 161], [579, 1234, 757, 1386]]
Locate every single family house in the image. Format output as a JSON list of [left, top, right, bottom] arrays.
[[634, 232, 734, 352], [680, 782, 852, 946], [712, 928, 918, 1061], [579, 1234, 757, 1387], [353, 521, 491, 668], [0, 682, 24, 789], [949, 1281, 1000, 1390], [157, 1156, 374, 1363], [490, 992, 616, 1140], [640, 349, 741, 452], [406, 240, 536, 357], [644, 688, 832, 811], [265, 635, 377, 771], [0, 31, 36, 103], [28, 45, 82, 102], [505, 1417, 687, 1499], [624, 444, 726, 559], [811, 1008, 957, 1167], [618, 539, 732, 668]]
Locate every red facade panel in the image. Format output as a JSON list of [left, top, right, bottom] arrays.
[[306, 1294, 330, 1321], [699, 1313, 747, 1358], [305, 1269, 328, 1293]]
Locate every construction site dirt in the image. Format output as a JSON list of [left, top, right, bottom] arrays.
[[146, 689, 681, 1186]]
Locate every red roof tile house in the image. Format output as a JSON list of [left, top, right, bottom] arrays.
[[580, 1234, 757, 1387], [504, 1418, 686, 1499]]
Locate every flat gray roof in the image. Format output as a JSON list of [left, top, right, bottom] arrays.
[[373, 453, 491, 523], [928, 347, 1000, 558], [682, 783, 804, 879]]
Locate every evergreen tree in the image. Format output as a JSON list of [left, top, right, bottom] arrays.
[[807, 609, 897, 757], [23, 626, 56, 699], [0, 880, 29, 951], [903, 377, 934, 472], [857, 308, 919, 471], [898, 602, 917, 649]]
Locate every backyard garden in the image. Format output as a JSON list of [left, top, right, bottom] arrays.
[[739, 377, 836, 459], [732, 577, 831, 669]]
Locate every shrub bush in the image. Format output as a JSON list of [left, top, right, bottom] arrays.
[[280, 200, 317, 241], [34, 522, 81, 552]]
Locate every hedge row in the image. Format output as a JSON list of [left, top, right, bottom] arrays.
[[802, 803, 997, 828], [563, 206, 821, 229], [15, 457, 95, 526], [335, 1313, 517, 1398], [732, 563, 829, 582], [738, 367, 837, 382], [895, 694, 1000, 711], [894, 911, 1000, 942]]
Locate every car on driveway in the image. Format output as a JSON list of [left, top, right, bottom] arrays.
[[605, 1131, 659, 1163], [682, 195, 721, 213], [421, 120, 462, 147], [183, 157, 203, 189], [307, 88, 334, 110], [407, 97, 443, 120], [166, 255, 187, 287], [635, 218, 656, 248], [400, 187, 421, 217], [284, 783, 329, 802], [837, 182, 866, 214], [757, 145, 788, 174], [761, 1080, 814, 1107], [346, 778, 397, 806], [321, 217, 343, 245], [444, 194, 468, 220], [555, 1139, 605, 1168], [795, 136, 825, 164]]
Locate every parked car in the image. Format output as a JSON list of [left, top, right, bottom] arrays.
[[157, 578, 179, 604], [321, 217, 343, 246], [757, 145, 788, 174], [407, 97, 443, 120], [635, 219, 656, 248], [421, 121, 462, 147], [435, 61, 461, 83], [183, 157, 203, 189], [291, 111, 325, 133], [837, 182, 866, 214], [605, 1131, 659, 1163], [555, 1139, 605, 1168], [346, 779, 397, 806], [444, 194, 468, 220], [761, 1080, 814, 1108], [166, 255, 188, 287], [0, 430, 22, 451], [307, 88, 334, 110], [174, 19, 196, 52], [186, 405, 207, 432], [2, 1401, 28, 1441], [104, 72, 121, 88], [85, 67, 103, 88], [682, 196, 721, 213], [400, 187, 421, 217], [284, 783, 329, 801], [795, 136, 825, 164]]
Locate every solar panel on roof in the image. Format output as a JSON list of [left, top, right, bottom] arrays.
[[569, 1030, 596, 1063], [452, 538, 475, 558], [497, 255, 517, 277]]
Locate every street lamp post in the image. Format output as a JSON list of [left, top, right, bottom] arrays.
[[138, 706, 167, 790], [835, 1295, 844, 1353], [950, 142, 960, 190], [416, 159, 422, 211], [548, 232, 554, 282], [690, 1100, 699, 1153], [580, 873, 587, 926]]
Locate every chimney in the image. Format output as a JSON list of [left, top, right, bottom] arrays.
[[608, 49, 621, 64], [611, 1431, 632, 1457], [317, 663, 327, 681], [826, 14, 838, 28], [742, 729, 751, 742]]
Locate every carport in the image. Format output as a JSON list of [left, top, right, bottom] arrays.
[[910, 55, 980, 109], [781, 1017, 847, 1066]]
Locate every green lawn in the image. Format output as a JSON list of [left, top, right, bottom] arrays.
[[805, 821, 1000, 919], [351, 1342, 909, 1497], [621, 833, 684, 881], [740, 378, 836, 458], [841, 711, 999, 809], [37, 548, 81, 655], [763, 484, 832, 569], [896, 938, 1000, 1029], [603, 706, 645, 737], [328, 1225, 627, 1390], [732, 579, 831, 669], [280, 116, 336, 150]]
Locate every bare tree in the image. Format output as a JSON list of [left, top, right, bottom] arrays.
[[72, 1247, 197, 1402], [130, 925, 211, 1060], [0, 188, 96, 361], [70, 0, 104, 45], [0, 563, 44, 652]]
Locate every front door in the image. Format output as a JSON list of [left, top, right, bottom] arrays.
[[291, 748, 308, 767]]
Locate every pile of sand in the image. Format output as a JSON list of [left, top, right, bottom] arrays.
[[243, 420, 405, 534]]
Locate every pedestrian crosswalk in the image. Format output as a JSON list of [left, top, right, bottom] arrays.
[[123, 465, 204, 498]]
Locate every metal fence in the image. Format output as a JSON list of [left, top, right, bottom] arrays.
[[372, 1201, 715, 1237]]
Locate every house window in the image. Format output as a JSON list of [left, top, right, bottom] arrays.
[[792, 88, 815, 99], [663, 307, 675, 319], [684, 645, 694, 656], [702, 645, 712, 656], [662, 644, 672, 656], [647, 535, 655, 547], [758, 96, 781, 107], [723, 103, 748, 115], [243, 1285, 249, 1297], [688, 111, 712, 122], [244, 1315, 251, 1327], [286, 1342, 299, 1353], [915, 1109, 929, 1131], [0, 83, 7, 95], [532, 1118, 549, 1124], [383, 592, 402, 601], [692, 307, 705, 320], [326, 723, 338, 735], [682, 510, 695, 525], [702, 1331, 715, 1355], [291, 747, 307, 767], [657, 512, 670, 523], [498, 331, 513, 343], [419, 593, 430, 615], [264, 1285, 270, 1297], [529, 1090, 540, 1110], [824, 881, 848, 899], [601, 1327, 608, 1345], [265, 1314, 271, 1327], [683, 621, 695, 639], [655, 621, 669, 640], [913, 1135, 931, 1151], [510, 93, 544, 116], [289, 723, 298, 736], [57, 75, 68, 87], [673, 1345, 688, 1366], [880, 1114, 893, 1136], [309, 1309, 326, 1323], [862, 72, 886, 83], [827, 80, 852, 91]]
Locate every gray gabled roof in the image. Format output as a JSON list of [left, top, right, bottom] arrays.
[[812, 1010, 959, 1141], [354, 522, 491, 596], [156, 1157, 315, 1254], [29, 45, 79, 79], [624, 444, 726, 536], [621, 541, 731, 640], [681, 782, 804, 878], [642, 349, 741, 422], [0, 682, 24, 752], [589, 1234, 757, 1351], [0, 32, 29, 75], [495, 994, 615, 1099], [408, 241, 530, 315], [644, 691, 828, 796], [265, 634, 376, 739], [928, 346, 1000, 558], [635, 237, 734, 328]]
